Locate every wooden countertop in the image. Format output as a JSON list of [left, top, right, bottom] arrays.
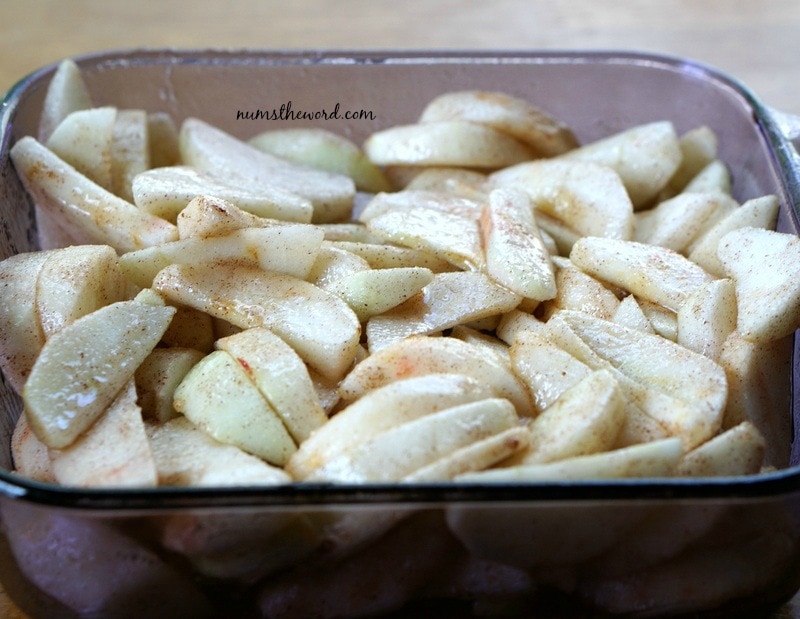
[[1, 1, 800, 617]]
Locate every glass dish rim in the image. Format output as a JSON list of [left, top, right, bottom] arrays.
[[2, 47, 800, 512]]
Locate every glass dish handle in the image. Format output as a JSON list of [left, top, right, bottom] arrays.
[[768, 106, 800, 160]]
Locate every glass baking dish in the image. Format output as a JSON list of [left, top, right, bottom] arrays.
[[1, 49, 800, 618]]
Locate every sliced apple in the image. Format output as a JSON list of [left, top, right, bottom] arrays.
[[38, 58, 93, 144], [23, 300, 176, 448], [119, 224, 324, 288], [538, 257, 620, 321], [309, 398, 518, 483], [661, 125, 719, 197], [515, 370, 625, 465], [363, 120, 535, 168], [216, 327, 328, 444], [365, 271, 522, 352], [682, 159, 732, 195], [687, 195, 778, 277], [366, 207, 484, 271], [306, 242, 371, 290], [357, 189, 483, 223], [11, 413, 54, 483], [418, 90, 578, 157], [249, 127, 392, 193], [0, 251, 52, 393], [132, 166, 313, 223], [676, 278, 737, 361], [49, 380, 157, 488], [173, 350, 297, 465], [146, 111, 180, 168], [339, 334, 533, 416], [480, 187, 556, 301], [286, 373, 493, 480], [135, 347, 205, 423], [45, 106, 116, 189], [327, 267, 433, 321], [35, 244, 129, 338], [175, 195, 283, 239], [490, 159, 634, 240], [109, 109, 150, 203], [10, 136, 178, 252], [179, 117, 355, 223], [152, 262, 361, 381], [559, 120, 681, 208], [717, 226, 800, 342], [147, 416, 292, 487], [329, 240, 453, 272], [675, 421, 765, 477], [570, 236, 714, 312]]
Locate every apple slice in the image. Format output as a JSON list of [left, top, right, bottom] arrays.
[[38, 59, 93, 144], [249, 127, 392, 193], [216, 327, 328, 444], [11, 413, 54, 483], [570, 236, 714, 313], [309, 398, 518, 483], [148, 416, 292, 487], [10, 136, 178, 252], [676, 278, 737, 361], [366, 207, 484, 271], [339, 334, 533, 416], [717, 226, 800, 342], [23, 300, 176, 448], [286, 373, 493, 480], [35, 244, 130, 338], [132, 166, 313, 223], [119, 224, 324, 288], [152, 262, 361, 381], [418, 90, 578, 157], [307, 243, 370, 290], [480, 187, 556, 301], [135, 348, 205, 423], [559, 120, 682, 208], [363, 120, 535, 168], [49, 380, 157, 488], [326, 267, 434, 321], [173, 350, 297, 465], [0, 251, 52, 393], [357, 190, 483, 223], [675, 421, 765, 477], [109, 109, 150, 202], [329, 240, 453, 272], [45, 106, 116, 189], [515, 370, 625, 465], [147, 111, 180, 168], [179, 117, 355, 223], [490, 159, 634, 240]]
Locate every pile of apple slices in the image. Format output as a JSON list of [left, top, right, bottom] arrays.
[[2, 60, 799, 491]]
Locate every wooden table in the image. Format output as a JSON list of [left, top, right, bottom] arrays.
[[1, 1, 800, 617]]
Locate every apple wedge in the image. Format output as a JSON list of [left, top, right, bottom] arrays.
[[285, 373, 494, 480], [687, 195, 779, 277], [328, 240, 453, 272], [45, 106, 116, 189], [490, 159, 634, 240], [135, 347, 206, 423], [570, 236, 714, 313], [514, 370, 626, 465], [717, 226, 800, 342], [173, 350, 297, 465], [480, 187, 556, 301], [49, 380, 157, 488], [418, 90, 578, 157], [119, 224, 324, 288], [306, 243, 370, 290], [216, 327, 328, 444], [22, 300, 176, 448], [308, 398, 518, 483], [35, 244, 130, 338], [249, 127, 392, 193], [38, 59, 93, 144], [365, 271, 522, 352], [146, 111, 180, 168], [132, 166, 313, 223], [363, 120, 536, 168], [538, 257, 620, 321], [152, 262, 361, 381], [147, 416, 292, 487], [11, 413, 54, 483], [326, 267, 434, 322], [357, 190, 483, 223], [179, 117, 355, 223], [559, 120, 682, 208], [551, 310, 727, 449], [0, 251, 52, 393], [339, 334, 533, 416], [366, 207, 484, 271], [10, 136, 178, 253], [675, 421, 765, 477], [676, 278, 737, 361]]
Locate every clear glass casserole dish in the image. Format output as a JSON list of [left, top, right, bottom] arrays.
[[1, 49, 800, 618]]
